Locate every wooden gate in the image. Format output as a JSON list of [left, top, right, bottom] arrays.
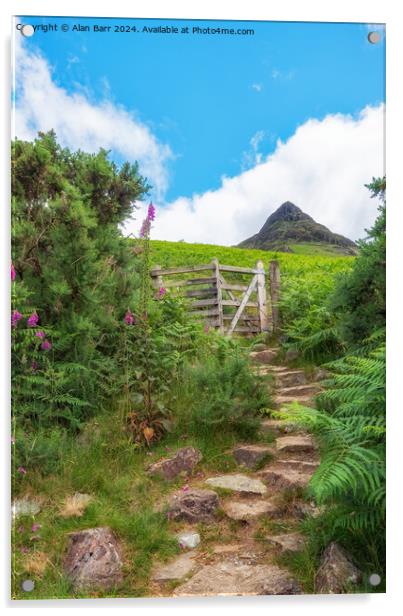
[[150, 259, 280, 336]]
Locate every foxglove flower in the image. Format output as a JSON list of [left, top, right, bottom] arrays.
[[159, 287, 166, 297], [11, 263, 16, 281], [41, 340, 52, 351], [147, 203, 156, 221], [124, 309, 135, 325], [27, 312, 39, 327], [35, 330, 46, 339], [17, 466, 27, 475], [11, 310, 23, 328]]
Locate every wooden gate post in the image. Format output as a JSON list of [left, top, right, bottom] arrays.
[[269, 259, 281, 333], [151, 264, 163, 290], [212, 259, 224, 333], [256, 260, 269, 333]]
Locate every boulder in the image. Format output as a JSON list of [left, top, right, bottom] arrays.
[[147, 446, 202, 480], [222, 498, 283, 521], [173, 560, 301, 596], [315, 542, 361, 594], [285, 349, 299, 362], [63, 527, 123, 591], [205, 474, 267, 495], [275, 370, 307, 388], [233, 444, 273, 468], [151, 552, 198, 583], [167, 489, 219, 523]]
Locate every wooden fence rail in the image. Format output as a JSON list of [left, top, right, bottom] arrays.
[[151, 259, 280, 336]]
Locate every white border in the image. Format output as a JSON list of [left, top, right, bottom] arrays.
[[1, 1, 402, 614]]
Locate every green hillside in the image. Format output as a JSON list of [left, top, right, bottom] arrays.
[[148, 239, 354, 277]]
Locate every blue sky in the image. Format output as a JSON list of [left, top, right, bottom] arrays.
[[14, 17, 385, 243]]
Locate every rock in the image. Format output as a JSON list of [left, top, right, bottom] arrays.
[[266, 533, 307, 554], [177, 531, 201, 549], [233, 444, 273, 468], [147, 446, 202, 480], [289, 500, 325, 520], [250, 349, 280, 365], [275, 435, 317, 455], [285, 349, 299, 362], [275, 458, 319, 473], [275, 370, 307, 388], [12, 496, 41, 519], [173, 560, 301, 596], [258, 466, 312, 491], [63, 527, 123, 591], [167, 489, 219, 523], [315, 542, 361, 594], [152, 552, 198, 583], [222, 498, 283, 521], [205, 474, 267, 495]]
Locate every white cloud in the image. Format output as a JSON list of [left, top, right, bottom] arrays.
[[241, 130, 265, 170], [142, 105, 384, 245], [251, 83, 262, 92], [12, 40, 172, 199]]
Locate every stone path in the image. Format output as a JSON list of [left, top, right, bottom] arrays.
[[151, 345, 323, 597]]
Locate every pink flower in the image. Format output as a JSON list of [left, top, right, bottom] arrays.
[[20, 546, 29, 554], [11, 310, 23, 328], [204, 324, 210, 333], [35, 330, 46, 339], [27, 312, 39, 327], [147, 203, 156, 221], [124, 309, 135, 325], [139, 217, 151, 238], [31, 523, 41, 533], [41, 340, 52, 351], [158, 287, 166, 297], [181, 484, 189, 492], [31, 361, 38, 372], [17, 467, 27, 475], [17, 525, 25, 533], [11, 263, 16, 281]]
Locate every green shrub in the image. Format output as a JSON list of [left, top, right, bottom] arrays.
[[176, 348, 270, 441]]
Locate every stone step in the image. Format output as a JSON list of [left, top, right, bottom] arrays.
[[232, 444, 274, 469], [265, 532, 307, 554], [249, 348, 280, 365], [276, 383, 321, 398], [252, 365, 289, 375], [260, 418, 299, 435], [151, 552, 199, 584], [258, 466, 312, 491], [172, 560, 301, 596], [222, 498, 284, 522], [205, 474, 267, 495], [275, 435, 317, 455], [274, 458, 319, 473], [275, 370, 308, 388]]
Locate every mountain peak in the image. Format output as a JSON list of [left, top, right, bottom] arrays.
[[238, 201, 357, 255]]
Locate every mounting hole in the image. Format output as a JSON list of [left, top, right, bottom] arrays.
[[21, 579, 35, 592], [368, 31, 381, 44], [21, 24, 34, 37], [369, 573, 381, 586]]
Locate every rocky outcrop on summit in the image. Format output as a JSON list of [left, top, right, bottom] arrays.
[[238, 201, 357, 255]]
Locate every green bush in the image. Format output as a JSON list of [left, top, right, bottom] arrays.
[[177, 348, 270, 441]]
